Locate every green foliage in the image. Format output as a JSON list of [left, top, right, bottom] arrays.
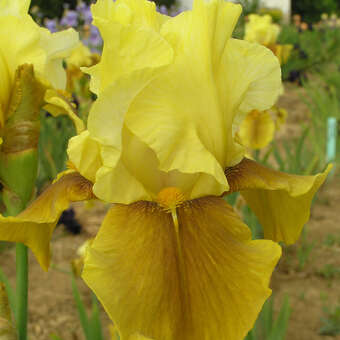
[[280, 27, 340, 81], [258, 8, 283, 23], [245, 295, 291, 340], [242, 204, 263, 240], [270, 126, 321, 175], [37, 113, 76, 191], [320, 304, 340, 336], [292, 0, 339, 23], [323, 234, 340, 247], [235, 0, 260, 16], [71, 274, 104, 340], [318, 264, 340, 280], [296, 228, 315, 271], [302, 75, 340, 167]]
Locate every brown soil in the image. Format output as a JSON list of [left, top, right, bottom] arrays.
[[0, 83, 339, 340]]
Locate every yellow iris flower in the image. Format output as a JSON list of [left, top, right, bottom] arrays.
[[237, 106, 288, 150], [65, 41, 100, 91], [0, 0, 331, 339], [0, 0, 81, 132], [244, 14, 293, 65]]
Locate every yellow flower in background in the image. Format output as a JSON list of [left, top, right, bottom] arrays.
[[237, 109, 275, 150], [237, 106, 288, 151], [244, 14, 292, 65], [245, 14, 280, 46], [0, 0, 331, 339], [67, 42, 99, 70], [66, 41, 100, 91], [0, 0, 80, 131]]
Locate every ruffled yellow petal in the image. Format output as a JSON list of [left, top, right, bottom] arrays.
[[0, 173, 93, 271], [43, 89, 85, 134], [91, 126, 227, 203], [225, 158, 332, 244], [237, 110, 275, 150], [83, 196, 281, 340], [84, 0, 281, 203], [85, 0, 173, 95], [124, 0, 244, 197]]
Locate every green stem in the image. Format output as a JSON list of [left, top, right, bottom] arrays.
[[5, 204, 29, 340], [16, 243, 28, 340]]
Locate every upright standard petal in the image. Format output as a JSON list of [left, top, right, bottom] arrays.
[[124, 0, 243, 197], [225, 158, 332, 244], [83, 196, 281, 340], [0, 173, 93, 271], [84, 0, 173, 95], [84, 0, 281, 203]]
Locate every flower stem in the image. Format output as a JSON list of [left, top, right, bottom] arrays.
[[4, 203, 29, 340], [16, 243, 28, 340]]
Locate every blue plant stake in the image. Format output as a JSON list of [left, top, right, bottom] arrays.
[[326, 117, 337, 173]]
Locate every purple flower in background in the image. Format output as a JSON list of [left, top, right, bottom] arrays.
[[61, 10, 79, 27], [158, 5, 168, 15], [44, 18, 57, 32], [76, 2, 87, 12], [89, 25, 102, 47], [82, 7, 93, 24]]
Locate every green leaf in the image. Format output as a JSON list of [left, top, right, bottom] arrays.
[[268, 295, 291, 340], [89, 293, 104, 340], [71, 275, 91, 339]]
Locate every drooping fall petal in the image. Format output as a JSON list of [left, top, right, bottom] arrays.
[[82, 196, 281, 340], [225, 158, 332, 244], [0, 173, 93, 271]]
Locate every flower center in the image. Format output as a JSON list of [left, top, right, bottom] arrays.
[[156, 187, 185, 212]]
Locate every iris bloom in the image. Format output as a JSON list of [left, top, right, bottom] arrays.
[[65, 41, 100, 91], [237, 106, 288, 150], [0, 0, 81, 134], [0, 0, 331, 339], [244, 14, 292, 65]]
